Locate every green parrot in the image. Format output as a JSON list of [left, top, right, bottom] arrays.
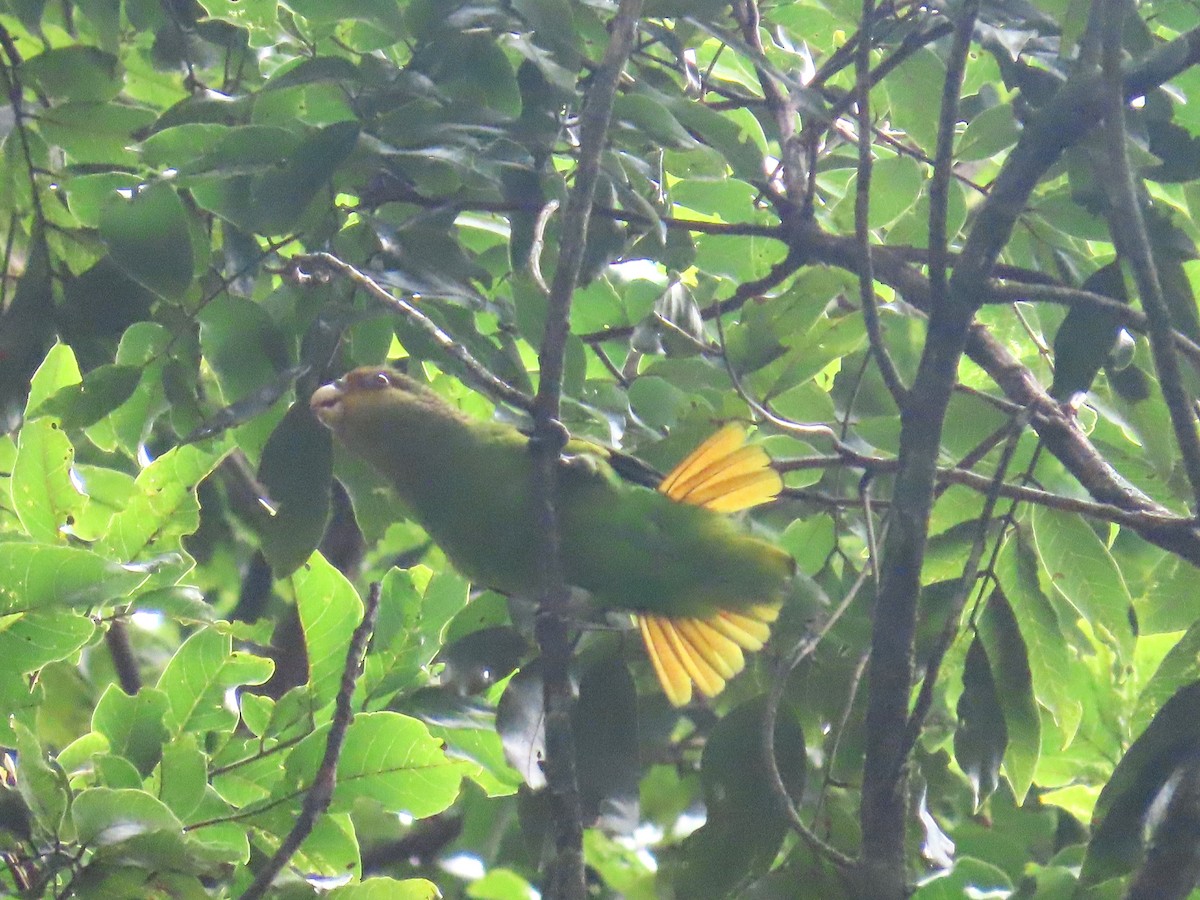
[[310, 366, 794, 706]]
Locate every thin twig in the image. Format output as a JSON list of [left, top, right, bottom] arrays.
[[986, 280, 1200, 371], [238, 582, 381, 900], [812, 647, 872, 826], [776, 449, 1191, 530], [928, 0, 979, 306], [289, 252, 534, 412], [854, 0, 907, 405], [528, 199, 560, 295], [761, 550, 879, 874], [900, 412, 1027, 757]]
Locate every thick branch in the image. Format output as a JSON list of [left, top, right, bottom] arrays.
[[857, 10, 1111, 890], [529, 4, 642, 898], [1100, 0, 1200, 510]]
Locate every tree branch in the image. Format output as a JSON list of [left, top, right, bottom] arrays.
[[1099, 0, 1200, 511], [857, 2, 1110, 889], [927, 0, 978, 306], [854, 0, 907, 406], [529, 4, 642, 897]]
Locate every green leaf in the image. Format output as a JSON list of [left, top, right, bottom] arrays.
[[878, 47, 945, 152], [197, 294, 291, 405], [249, 121, 360, 234], [37, 102, 157, 165], [333, 452, 409, 543], [329, 878, 441, 899], [977, 589, 1041, 803], [290, 552, 362, 707], [994, 533, 1081, 741], [21, 46, 121, 102], [283, 711, 469, 817], [99, 182, 195, 301], [613, 94, 701, 151], [156, 734, 207, 820], [96, 439, 232, 567], [92, 686, 170, 775], [0, 543, 147, 614], [957, 103, 1020, 162], [911, 857, 1013, 899], [671, 698, 805, 897], [72, 787, 182, 846], [11, 418, 84, 543], [427, 35, 520, 119], [285, 0, 406, 30], [11, 720, 71, 837], [0, 611, 95, 676], [573, 655, 639, 832], [669, 103, 768, 181], [1132, 620, 1200, 735], [628, 375, 687, 429], [863, 155, 925, 229], [467, 868, 539, 900], [25, 342, 82, 413], [29, 364, 144, 429], [98, 322, 174, 455], [1031, 507, 1134, 659], [954, 635, 1007, 810], [252, 402, 333, 577], [155, 629, 274, 735]]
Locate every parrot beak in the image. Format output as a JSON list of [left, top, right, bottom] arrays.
[[310, 381, 344, 428]]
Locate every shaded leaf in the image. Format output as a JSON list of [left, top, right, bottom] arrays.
[[252, 401, 332, 577], [954, 635, 1007, 810], [99, 182, 195, 301], [1081, 681, 1200, 885], [29, 364, 143, 429], [496, 661, 547, 789], [977, 589, 1041, 803]]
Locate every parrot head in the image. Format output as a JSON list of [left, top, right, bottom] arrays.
[[309, 367, 458, 434], [310, 366, 475, 476]]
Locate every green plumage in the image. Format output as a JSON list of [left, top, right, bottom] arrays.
[[312, 369, 793, 620]]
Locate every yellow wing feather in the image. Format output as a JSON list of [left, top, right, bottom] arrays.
[[634, 425, 785, 706]]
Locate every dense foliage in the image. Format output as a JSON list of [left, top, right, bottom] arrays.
[[3, 0, 1200, 897]]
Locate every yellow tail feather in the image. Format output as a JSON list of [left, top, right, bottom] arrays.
[[637, 603, 783, 706], [638, 425, 785, 705], [639, 615, 692, 707], [658, 424, 782, 512]]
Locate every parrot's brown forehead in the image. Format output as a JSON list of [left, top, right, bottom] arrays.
[[343, 367, 397, 393]]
